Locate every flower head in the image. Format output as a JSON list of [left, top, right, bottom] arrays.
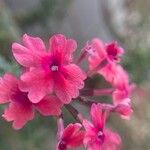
[[12, 34, 86, 104], [85, 39, 124, 71], [57, 118, 84, 150], [0, 73, 62, 129], [83, 104, 121, 150]]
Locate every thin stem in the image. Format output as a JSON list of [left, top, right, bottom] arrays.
[[64, 104, 83, 123], [77, 96, 114, 111], [80, 88, 114, 96], [76, 50, 87, 65], [77, 96, 94, 106]]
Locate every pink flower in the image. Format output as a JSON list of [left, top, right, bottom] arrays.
[[86, 39, 123, 71], [57, 119, 84, 150], [85, 39, 125, 87], [83, 104, 121, 150], [0, 73, 62, 129], [12, 34, 86, 104]]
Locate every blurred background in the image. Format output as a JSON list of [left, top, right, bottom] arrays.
[[0, 0, 150, 149]]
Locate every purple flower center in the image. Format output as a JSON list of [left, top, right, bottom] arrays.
[[58, 140, 67, 150], [11, 88, 30, 104], [106, 43, 118, 60], [97, 131, 105, 144]]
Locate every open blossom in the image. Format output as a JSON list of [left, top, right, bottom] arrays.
[[83, 104, 121, 150], [86, 38, 123, 70], [84, 39, 125, 86], [57, 119, 84, 150], [12, 34, 86, 104], [0, 73, 62, 129]]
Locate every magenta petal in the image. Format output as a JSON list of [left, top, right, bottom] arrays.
[[83, 120, 94, 131], [0, 73, 18, 104], [66, 39, 77, 53], [20, 69, 53, 103], [88, 38, 106, 70], [12, 34, 47, 68], [68, 130, 84, 147], [62, 64, 86, 89], [62, 123, 83, 147], [57, 123, 84, 150], [64, 39, 77, 63], [12, 43, 42, 68], [91, 104, 106, 129], [115, 103, 133, 120], [35, 95, 63, 116], [54, 73, 80, 104], [54, 64, 86, 104], [49, 34, 66, 63], [112, 65, 129, 89], [49, 34, 77, 64], [62, 123, 82, 138], [49, 34, 66, 54], [102, 129, 122, 150], [113, 89, 128, 105], [2, 102, 34, 129], [98, 63, 117, 83], [23, 34, 46, 52]]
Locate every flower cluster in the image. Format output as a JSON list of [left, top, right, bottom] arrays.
[[0, 34, 134, 149]]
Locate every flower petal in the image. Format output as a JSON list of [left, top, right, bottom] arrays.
[[49, 34, 77, 64], [0, 73, 18, 104], [54, 72, 79, 104], [2, 102, 34, 129], [49, 34, 66, 64], [98, 63, 117, 83], [12, 43, 43, 67], [62, 123, 82, 140], [88, 38, 106, 70], [68, 130, 84, 147], [64, 39, 77, 63], [20, 69, 53, 103], [23, 34, 46, 52], [61, 64, 86, 89], [34, 95, 63, 116], [102, 129, 122, 150], [91, 104, 105, 130], [115, 102, 133, 120], [12, 34, 46, 68], [54, 64, 86, 104]]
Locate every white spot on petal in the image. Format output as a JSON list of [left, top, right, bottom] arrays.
[[51, 65, 58, 71]]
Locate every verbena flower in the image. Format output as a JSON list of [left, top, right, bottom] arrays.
[[83, 104, 121, 150], [0, 73, 62, 129], [85, 39, 123, 81], [57, 120, 84, 150], [12, 34, 86, 104]]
